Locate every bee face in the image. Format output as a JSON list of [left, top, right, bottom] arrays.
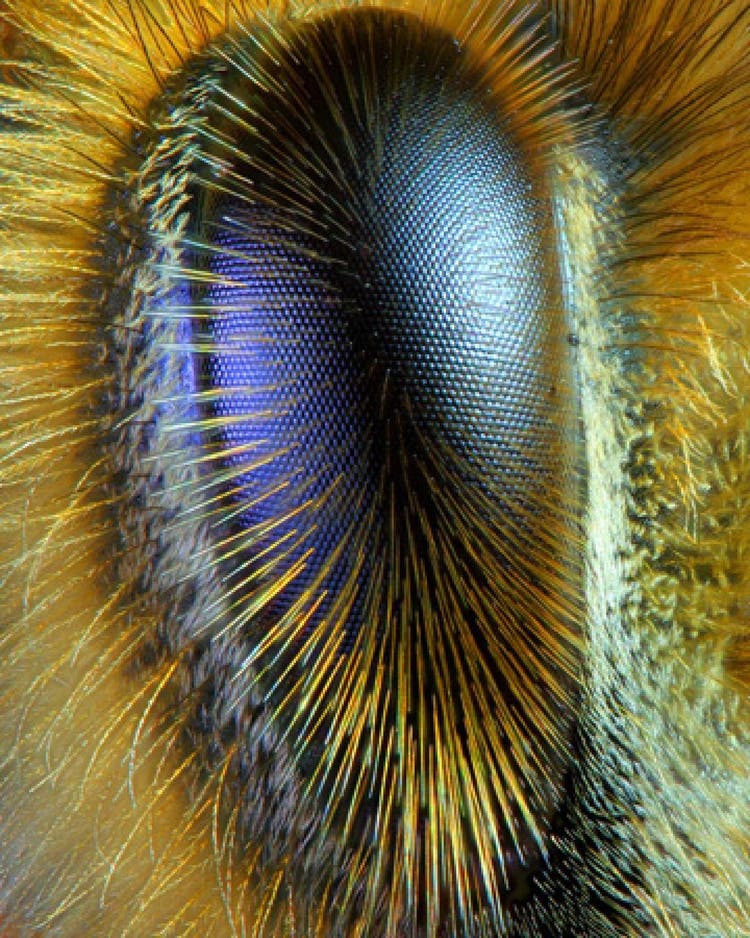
[[0, 2, 748, 936]]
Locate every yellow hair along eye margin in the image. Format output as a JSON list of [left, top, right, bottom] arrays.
[[0, 1, 749, 937]]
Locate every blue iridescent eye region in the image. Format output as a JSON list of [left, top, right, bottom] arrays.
[[206, 221, 375, 652]]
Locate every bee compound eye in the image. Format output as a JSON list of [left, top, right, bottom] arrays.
[[104, 4, 585, 930]]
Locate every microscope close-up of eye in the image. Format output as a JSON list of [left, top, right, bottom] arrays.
[[0, 1, 748, 936]]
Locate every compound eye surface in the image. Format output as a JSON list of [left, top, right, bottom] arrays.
[[196, 9, 579, 660]]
